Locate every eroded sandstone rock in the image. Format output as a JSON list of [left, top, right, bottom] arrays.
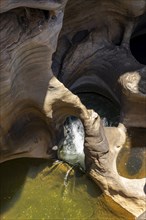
[[119, 69, 146, 127], [0, 0, 146, 218], [0, 0, 68, 162]]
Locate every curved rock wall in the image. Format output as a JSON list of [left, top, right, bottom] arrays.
[[0, 1, 68, 161], [0, 0, 146, 217]]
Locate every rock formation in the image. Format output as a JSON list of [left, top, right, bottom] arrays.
[[0, 0, 146, 218]]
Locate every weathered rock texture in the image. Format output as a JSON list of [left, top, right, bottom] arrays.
[[0, 0, 146, 218], [0, 0, 68, 161]]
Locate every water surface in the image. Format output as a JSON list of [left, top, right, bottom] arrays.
[[117, 128, 146, 179], [0, 158, 134, 220]]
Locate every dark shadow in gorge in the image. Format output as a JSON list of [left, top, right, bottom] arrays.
[[144, 184, 146, 194], [130, 34, 146, 65], [77, 92, 120, 126], [130, 12, 146, 65], [0, 158, 52, 214]]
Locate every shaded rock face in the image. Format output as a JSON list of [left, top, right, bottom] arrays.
[[0, 0, 146, 217], [0, 0, 68, 162]]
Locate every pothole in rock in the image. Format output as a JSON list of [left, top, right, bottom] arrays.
[[117, 128, 146, 179]]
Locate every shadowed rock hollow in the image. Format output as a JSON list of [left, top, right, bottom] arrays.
[[0, 0, 146, 218]]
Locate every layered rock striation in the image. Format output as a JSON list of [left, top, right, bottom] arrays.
[[0, 0, 146, 217]]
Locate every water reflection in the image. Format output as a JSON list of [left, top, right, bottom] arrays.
[[117, 128, 146, 179]]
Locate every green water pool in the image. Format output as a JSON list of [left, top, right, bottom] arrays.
[[0, 158, 134, 220], [117, 127, 146, 179]]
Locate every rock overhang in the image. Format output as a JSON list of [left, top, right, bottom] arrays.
[[0, 0, 146, 217]]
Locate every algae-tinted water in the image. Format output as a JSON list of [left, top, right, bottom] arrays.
[[0, 158, 134, 220], [117, 128, 146, 179]]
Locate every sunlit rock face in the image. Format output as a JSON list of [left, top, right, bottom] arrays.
[[0, 0, 146, 218], [52, 2, 146, 216]]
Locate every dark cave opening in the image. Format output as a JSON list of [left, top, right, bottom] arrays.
[[130, 13, 146, 65], [130, 33, 146, 65]]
